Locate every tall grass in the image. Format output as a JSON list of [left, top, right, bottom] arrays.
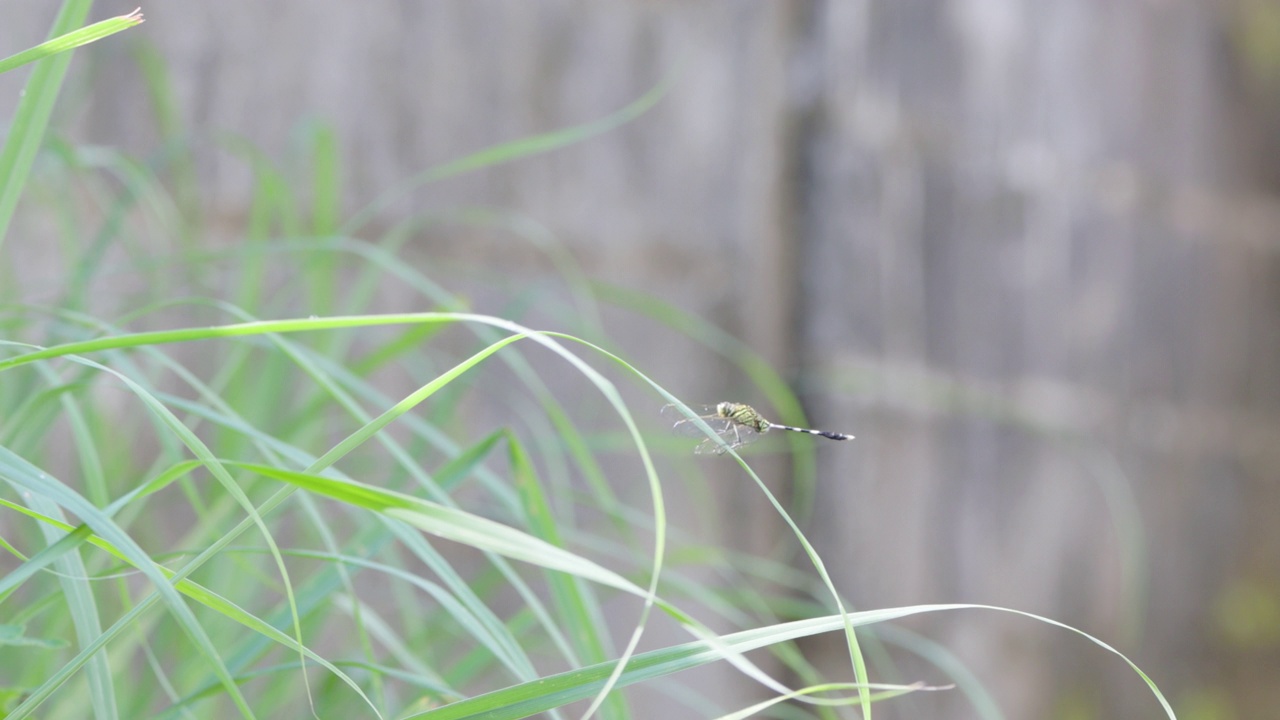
[[0, 5, 1174, 720]]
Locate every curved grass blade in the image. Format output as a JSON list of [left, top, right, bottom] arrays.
[[713, 682, 947, 720], [235, 463, 644, 597], [24, 494, 117, 720], [504, 432, 626, 720], [411, 603, 1172, 720], [342, 69, 676, 234]]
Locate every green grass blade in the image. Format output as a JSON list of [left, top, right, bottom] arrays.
[[0, 9, 144, 75], [505, 433, 626, 720], [237, 462, 644, 597], [0, 0, 93, 250], [342, 70, 676, 234], [24, 494, 118, 720], [0, 623, 66, 650], [412, 604, 1172, 720], [304, 120, 341, 236], [132, 39, 202, 240], [432, 429, 506, 492], [413, 614, 856, 720], [0, 521, 93, 605]]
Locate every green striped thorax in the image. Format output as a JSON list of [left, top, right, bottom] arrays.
[[717, 402, 771, 433]]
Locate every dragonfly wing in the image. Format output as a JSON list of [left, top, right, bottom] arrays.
[[695, 437, 731, 455], [662, 404, 734, 438], [691, 420, 762, 454], [661, 403, 718, 423], [672, 417, 735, 438]]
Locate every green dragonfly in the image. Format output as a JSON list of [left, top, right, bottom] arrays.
[[662, 402, 854, 455]]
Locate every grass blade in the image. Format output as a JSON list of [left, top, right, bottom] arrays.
[[0, 9, 144, 75]]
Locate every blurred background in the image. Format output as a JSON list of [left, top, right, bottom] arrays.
[[5, 1, 1280, 717]]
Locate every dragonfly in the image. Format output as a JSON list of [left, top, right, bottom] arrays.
[[662, 402, 854, 455]]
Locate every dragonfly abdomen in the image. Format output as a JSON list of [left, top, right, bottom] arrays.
[[772, 424, 855, 441]]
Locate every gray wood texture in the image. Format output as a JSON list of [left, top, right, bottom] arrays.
[[5, 0, 1278, 716]]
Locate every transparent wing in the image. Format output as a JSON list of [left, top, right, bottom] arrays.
[[695, 437, 729, 455], [661, 403, 734, 438], [662, 403, 767, 454], [692, 421, 765, 455], [661, 403, 721, 421]]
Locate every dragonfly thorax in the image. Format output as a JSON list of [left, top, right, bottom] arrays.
[[717, 402, 771, 432]]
